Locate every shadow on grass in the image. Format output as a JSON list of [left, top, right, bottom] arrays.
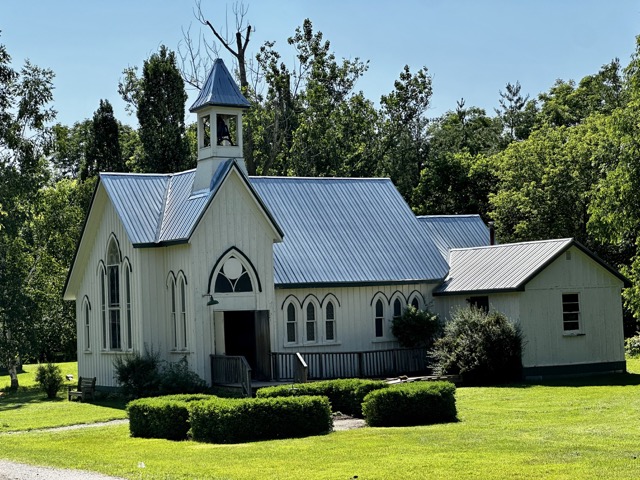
[[0, 387, 127, 411], [460, 372, 640, 390]]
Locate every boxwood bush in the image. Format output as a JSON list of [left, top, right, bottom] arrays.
[[189, 395, 332, 443], [256, 378, 387, 417], [127, 394, 213, 440], [362, 381, 457, 427]]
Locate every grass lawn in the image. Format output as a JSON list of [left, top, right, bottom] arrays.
[[1, 361, 640, 479], [0, 362, 127, 432]]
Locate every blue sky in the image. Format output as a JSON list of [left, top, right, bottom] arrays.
[[3, 1, 639, 127]]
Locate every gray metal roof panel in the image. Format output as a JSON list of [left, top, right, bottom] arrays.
[[434, 238, 573, 294], [250, 177, 449, 286], [417, 215, 490, 258], [100, 173, 169, 245], [189, 59, 251, 112]]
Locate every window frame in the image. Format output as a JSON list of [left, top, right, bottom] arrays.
[[304, 302, 318, 344], [562, 293, 582, 334], [285, 302, 298, 345], [374, 298, 385, 338], [106, 239, 122, 350], [83, 298, 91, 352], [324, 300, 336, 343], [179, 276, 187, 350]]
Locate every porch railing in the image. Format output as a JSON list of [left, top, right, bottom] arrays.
[[270, 348, 428, 381], [210, 355, 252, 397]]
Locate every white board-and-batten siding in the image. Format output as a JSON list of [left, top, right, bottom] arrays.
[[273, 283, 437, 354], [435, 245, 625, 370], [187, 170, 279, 381], [73, 187, 140, 388]]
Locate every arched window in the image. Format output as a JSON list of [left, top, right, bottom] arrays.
[[306, 303, 317, 343], [411, 297, 420, 309], [286, 303, 297, 344], [99, 266, 107, 349], [83, 298, 91, 351], [214, 256, 253, 293], [325, 301, 336, 342], [179, 276, 187, 349], [375, 299, 384, 338], [125, 267, 132, 349], [107, 239, 121, 350], [393, 298, 403, 322], [170, 277, 177, 349]]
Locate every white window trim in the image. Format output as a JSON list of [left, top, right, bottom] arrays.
[[562, 292, 583, 335], [324, 300, 337, 343], [284, 301, 299, 346], [303, 301, 319, 345]]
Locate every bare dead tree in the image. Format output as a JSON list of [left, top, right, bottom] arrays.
[[178, 1, 258, 174]]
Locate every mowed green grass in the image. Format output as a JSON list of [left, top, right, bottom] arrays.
[[0, 362, 127, 432], [1, 361, 640, 479]]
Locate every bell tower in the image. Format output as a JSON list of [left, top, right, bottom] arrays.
[[189, 59, 251, 192]]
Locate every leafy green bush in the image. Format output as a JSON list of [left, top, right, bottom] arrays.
[[189, 396, 332, 443], [256, 378, 387, 417], [391, 305, 441, 348], [35, 363, 64, 399], [158, 357, 208, 396], [625, 333, 640, 358], [127, 394, 213, 440], [113, 349, 161, 399], [362, 381, 457, 427], [114, 350, 208, 399], [430, 307, 523, 385]]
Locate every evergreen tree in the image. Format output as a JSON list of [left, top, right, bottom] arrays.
[[121, 45, 191, 173], [81, 99, 123, 180]]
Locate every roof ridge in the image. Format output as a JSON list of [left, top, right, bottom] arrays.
[[450, 237, 573, 252], [249, 176, 391, 181], [155, 176, 173, 242]]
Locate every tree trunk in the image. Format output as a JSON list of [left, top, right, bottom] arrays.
[[8, 360, 19, 390]]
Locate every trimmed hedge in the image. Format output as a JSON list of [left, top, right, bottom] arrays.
[[189, 395, 332, 443], [362, 381, 457, 427], [127, 394, 213, 440], [256, 378, 387, 417]]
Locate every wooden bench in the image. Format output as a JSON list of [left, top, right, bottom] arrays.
[[68, 376, 96, 402]]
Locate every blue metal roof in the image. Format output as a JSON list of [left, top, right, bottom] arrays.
[[417, 215, 490, 258], [434, 238, 574, 295], [250, 177, 449, 286], [189, 59, 251, 112], [101, 171, 449, 286], [100, 173, 170, 245]]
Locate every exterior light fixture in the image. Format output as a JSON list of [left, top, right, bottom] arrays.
[[203, 293, 219, 306]]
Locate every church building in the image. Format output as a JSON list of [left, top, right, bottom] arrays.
[[63, 60, 628, 389]]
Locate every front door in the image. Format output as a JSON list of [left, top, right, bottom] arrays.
[[223, 310, 271, 380]]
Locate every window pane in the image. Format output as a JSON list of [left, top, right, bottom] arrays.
[[326, 302, 334, 320], [108, 266, 119, 306], [287, 322, 296, 343], [411, 297, 419, 309], [375, 299, 383, 317], [562, 293, 579, 304], [287, 304, 296, 323], [234, 271, 253, 292], [564, 321, 580, 331], [126, 269, 131, 349], [307, 304, 315, 321], [110, 310, 121, 349], [394, 299, 402, 317], [306, 322, 316, 342], [375, 317, 384, 337], [326, 321, 335, 341], [214, 273, 234, 293]]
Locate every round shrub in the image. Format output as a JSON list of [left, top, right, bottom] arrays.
[[362, 381, 457, 427], [127, 394, 213, 440], [35, 363, 64, 399], [256, 378, 387, 417], [625, 333, 640, 358], [430, 307, 523, 385], [391, 306, 441, 348], [189, 395, 332, 443]]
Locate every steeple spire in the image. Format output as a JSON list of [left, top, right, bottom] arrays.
[[191, 59, 250, 192]]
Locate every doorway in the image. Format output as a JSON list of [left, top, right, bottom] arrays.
[[223, 310, 271, 380]]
